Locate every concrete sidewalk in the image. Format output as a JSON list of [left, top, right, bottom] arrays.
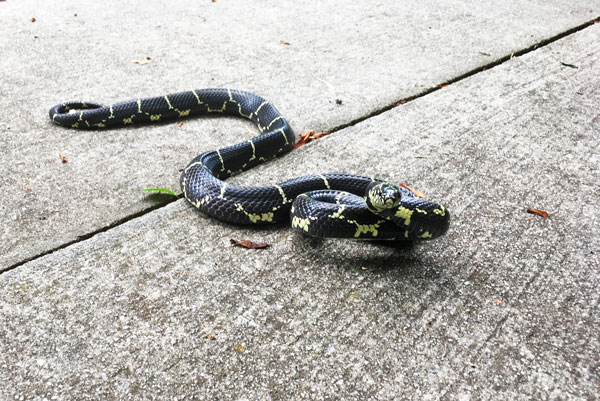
[[1, 1, 599, 400], [2, 0, 599, 269]]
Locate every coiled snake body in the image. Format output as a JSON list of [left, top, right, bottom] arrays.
[[50, 88, 449, 240]]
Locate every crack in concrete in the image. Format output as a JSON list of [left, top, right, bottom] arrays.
[[325, 17, 600, 136], [2, 199, 178, 274]]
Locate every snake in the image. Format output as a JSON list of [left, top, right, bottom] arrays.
[[49, 88, 450, 240]]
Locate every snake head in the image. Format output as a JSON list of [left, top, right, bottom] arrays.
[[365, 182, 402, 212]]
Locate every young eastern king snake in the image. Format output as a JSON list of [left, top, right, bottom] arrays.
[[49, 88, 449, 240]]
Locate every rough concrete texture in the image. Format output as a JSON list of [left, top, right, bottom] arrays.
[[1, 0, 600, 267], [1, 9, 599, 400]]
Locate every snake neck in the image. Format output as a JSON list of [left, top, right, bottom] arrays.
[[367, 189, 450, 240]]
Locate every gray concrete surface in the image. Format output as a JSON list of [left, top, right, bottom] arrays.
[[1, 5, 599, 398], [2, 0, 600, 268]]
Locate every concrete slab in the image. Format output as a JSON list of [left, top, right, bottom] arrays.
[[1, 1, 599, 268], [1, 20, 599, 401]]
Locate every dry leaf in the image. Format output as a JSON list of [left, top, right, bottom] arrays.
[[177, 122, 184, 127], [494, 299, 503, 305], [133, 59, 149, 65], [526, 208, 549, 218], [30, 17, 36, 22], [280, 40, 291, 45], [293, 130, 313, 149], [398, 183, 425, 199], [298, 130, 314, 140], [479, 51, 491, 56], [230, 239, 269, 249], [293, 130, 330, 149], [58, 152, 68, 163]]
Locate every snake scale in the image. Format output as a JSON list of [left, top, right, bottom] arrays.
[[49, 88, 450, 240]]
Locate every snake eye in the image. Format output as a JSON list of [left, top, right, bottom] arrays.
[[366, 182, 402, 212]]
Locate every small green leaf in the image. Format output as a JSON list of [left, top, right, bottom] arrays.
[[143, 188, 178, 197]]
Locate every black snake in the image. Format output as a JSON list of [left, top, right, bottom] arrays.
[[49, 88, 449, 240]]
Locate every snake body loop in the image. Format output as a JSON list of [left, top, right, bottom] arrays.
[[50, 88, 449, 240]]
